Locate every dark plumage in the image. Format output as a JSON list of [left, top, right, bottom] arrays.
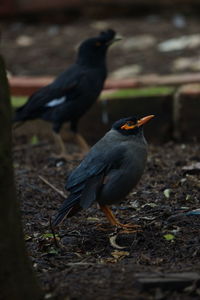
[[53, 115, 154, 229], [13, 29, 120, 159]]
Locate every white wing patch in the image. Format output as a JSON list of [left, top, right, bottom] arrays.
[[45, 96, 66, 107]]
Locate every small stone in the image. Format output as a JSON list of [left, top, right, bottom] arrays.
[[110, 64, 142, 79], [158, 34, 200, 52], [173, 57, 200, 71], [47, 25, 60, 36], [172, 57, 193, 71], [91, 21, 110, 30], [16, 35, 33, 47], [121, 35, 156, 51], [172, 14, 186, 28]]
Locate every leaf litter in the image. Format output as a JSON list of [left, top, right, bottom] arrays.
[[13, 137, 200, 299]]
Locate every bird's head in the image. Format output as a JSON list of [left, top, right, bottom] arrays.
[[77, 29, 121, 66], [112, 115, 155, 136]]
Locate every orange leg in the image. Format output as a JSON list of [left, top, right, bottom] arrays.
[[99, 205, 141, 232], [52, 132, 89, 161], [73, 133, 90, 153], [52, 132, 74, 161]]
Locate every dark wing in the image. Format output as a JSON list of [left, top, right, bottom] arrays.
[[13, 64, 85, 121], [52, 146, 125, 226]]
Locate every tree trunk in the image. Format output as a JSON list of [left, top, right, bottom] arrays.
[[0, 55, 42, 299]]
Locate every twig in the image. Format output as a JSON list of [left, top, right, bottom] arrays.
[[38, 175, 66, 198], [49, 216, 60, 248]]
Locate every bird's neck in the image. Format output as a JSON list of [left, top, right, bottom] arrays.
[[76, 55, 107, 69]]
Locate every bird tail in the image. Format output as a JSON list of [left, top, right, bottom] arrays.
[[52, 193, 81, 227], [12, 108, 26, 125]]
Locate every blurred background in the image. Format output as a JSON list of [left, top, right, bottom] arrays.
[[2, 0, 200, 76], [1, 0, 200, 142]]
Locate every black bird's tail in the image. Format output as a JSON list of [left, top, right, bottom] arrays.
[[52, 193, 81, 227], [12, 105, 27, 123]]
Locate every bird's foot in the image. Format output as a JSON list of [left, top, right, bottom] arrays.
[[116, 222, 141, 229], [96, 223, 114, 231], [99, 205, 142, 234], [118, 228, 142, 234], [96, 222, 141, 234], [115, 222, 142, 234]]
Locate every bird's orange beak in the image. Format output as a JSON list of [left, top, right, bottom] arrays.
[[137, 115, 155, 127], [121, 115, 155, 130]]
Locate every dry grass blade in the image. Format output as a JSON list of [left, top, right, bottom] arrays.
[[38, 175, 66, 198], [49, 216, 60, 248]]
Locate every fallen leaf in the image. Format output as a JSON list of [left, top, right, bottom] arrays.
[[24, 234, 32, 241], [186, 194, 191, 201], [111, 250, 129, 260], [30, 135, 39, 145], [163, 189, 171, 199], [48, 247, 59, 255], [163, 234, 175, 241], [182, 162, 200, 174], [109, 234, 126, 249], [130, 200, 140, 209], [44, 293, 54, 299], [86, 217, 100, 222], [141, 202, 157, 208], [140, 216, 156, 220], [42, 233, 59, 240], [99, 257, 117, 264]]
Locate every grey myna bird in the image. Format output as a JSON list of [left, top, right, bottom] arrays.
[[13, 29, 121, 160], [53, 115, 154, 230]]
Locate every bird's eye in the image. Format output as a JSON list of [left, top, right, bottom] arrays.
[[120, 121, 135, 130], [95, 42, 101, 47], [126, 121, 134, 126]]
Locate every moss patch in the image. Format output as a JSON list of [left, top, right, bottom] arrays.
[[101, 86, 175, 100], [12, 86, 175, 108], [12, 96, 27, 108]]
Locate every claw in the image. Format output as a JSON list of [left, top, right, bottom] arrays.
[[99, 205, 142, 233], [116, 223, 141, 229], [118, 228, 142, 234]]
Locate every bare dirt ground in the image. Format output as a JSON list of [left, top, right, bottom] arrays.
[[13, 133, 200, 299], [2, 16, 200, 77]]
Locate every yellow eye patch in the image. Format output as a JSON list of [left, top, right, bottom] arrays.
[[121, 121, 136, 130]]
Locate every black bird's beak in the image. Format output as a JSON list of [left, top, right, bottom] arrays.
[[137, 115, 155, 127], [107, 35, 122, 46]]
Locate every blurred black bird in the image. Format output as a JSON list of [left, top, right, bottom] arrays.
[[53, 115, 154, 231], [13, 29, 120, 160]]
